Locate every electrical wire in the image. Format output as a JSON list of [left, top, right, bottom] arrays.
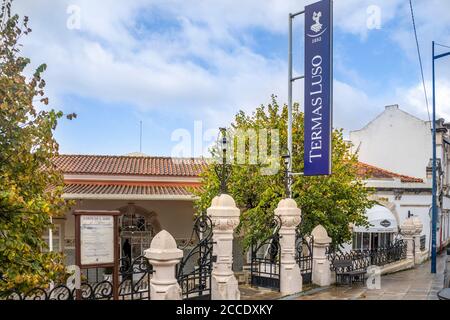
[[435, 42, 450, 50], [409, 0, 431, 126]]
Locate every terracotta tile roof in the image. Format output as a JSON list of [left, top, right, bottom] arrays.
[[356, 162, 424, 183], [54, 154, 208, 177], [54, 155, 423, 186], [64, 183, 197, 196]]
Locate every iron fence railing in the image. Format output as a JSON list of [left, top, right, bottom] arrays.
[[0, 255, 154, 300], [250, 216, 282, 291], [327, 239, 408, 272], [295, 234, 313, 285], [176, 214, 213, 300], [420, 235, 426, 251]]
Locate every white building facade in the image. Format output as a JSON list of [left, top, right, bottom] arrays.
[[349, 105, 450, 254]]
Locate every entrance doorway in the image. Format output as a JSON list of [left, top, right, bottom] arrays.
[[118, 203, 162, 262], [371, 233, 379, 250]]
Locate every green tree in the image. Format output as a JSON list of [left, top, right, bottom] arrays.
[[0, 0, 74, 293], [193, 96, 374, 249]]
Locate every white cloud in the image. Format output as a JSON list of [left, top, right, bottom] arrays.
[[12, 0, 450, 147], [333, 0, 403, 39], [395, 79, 450, 122], [13, 0, 295, 126], [332, 80, 382, 134]]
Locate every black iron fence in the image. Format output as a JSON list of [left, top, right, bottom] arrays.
[[420, 235, 426, 251], [117, 255, 154, 300], [296, 234, 314, 285], [327, 239, 408, 272], [0, 255, 154, 300], [250, 217, 282, 291], [2, 214, 213, 301], [176, 214, 213, 300]]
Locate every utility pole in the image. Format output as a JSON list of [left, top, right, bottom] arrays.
[[431, 41, 450, 273]]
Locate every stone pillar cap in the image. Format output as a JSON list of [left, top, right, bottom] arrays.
[[277, 198, 298, 209], [210, 194, 237, 208], [275, 198, 301, 216], [207, 194, 240, 218], [145, 230, 183, 260], [400, 218, 416, 236], [412, 216, 423, 233], [311, 224, 331, 244]]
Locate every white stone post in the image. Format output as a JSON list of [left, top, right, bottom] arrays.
[[145, 230, 183, 300], [274, 198, 302, 295], [311, 225, 332, 287], [400, 218, 416, 263], [412, 217, 423, 256], [412, 217, 424, 264], [207, 194, 241, 300]]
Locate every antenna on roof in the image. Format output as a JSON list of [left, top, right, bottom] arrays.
[[139, 120, 143, 153]]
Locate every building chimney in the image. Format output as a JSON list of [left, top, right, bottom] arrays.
[[385, 104, 399, 110]]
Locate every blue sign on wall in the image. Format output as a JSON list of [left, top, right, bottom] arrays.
[[304, 0, 333, 176]]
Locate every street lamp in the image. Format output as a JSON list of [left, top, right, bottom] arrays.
[[431, 41, 450, 274], [215, 127, 231, 195]]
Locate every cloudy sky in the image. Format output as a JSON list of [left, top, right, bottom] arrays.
[[12, 0, 450, 156]]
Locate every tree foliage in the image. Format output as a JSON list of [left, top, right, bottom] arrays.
[[0, 0, 74, 293], [193, 96, 374, 250]]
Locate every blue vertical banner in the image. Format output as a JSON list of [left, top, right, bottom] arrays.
[[304, 0, 333, 176]]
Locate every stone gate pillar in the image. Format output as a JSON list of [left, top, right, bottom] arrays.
[[274, 198, 302, 295], [412, 217, 424, 264], [145, 230, 183, 300], [311, 225, 332, 287], [207, 194, 241, 300], [400, 218, 416, 263]]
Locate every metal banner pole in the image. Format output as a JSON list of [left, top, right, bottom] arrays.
[[430, 41, 450, 273], [288, 13, 293, 193], [287, 10, 305, 198], [431, 41, 437, 274]]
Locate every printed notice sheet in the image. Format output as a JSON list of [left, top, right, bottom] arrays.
[[80, 215, 114, 265]]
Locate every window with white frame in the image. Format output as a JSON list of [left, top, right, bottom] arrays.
[[42, 222, 64, 252], [352, 232, 394, 251]]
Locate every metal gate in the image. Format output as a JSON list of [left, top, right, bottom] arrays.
[[176, 214, 213, 300], [250, 217, 281, 290], [295, 230, 314, 285]]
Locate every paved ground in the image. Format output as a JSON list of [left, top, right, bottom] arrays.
[[294, 253, 447, 300], [239, 283, 316, 300], [239, 285, 283, 300]]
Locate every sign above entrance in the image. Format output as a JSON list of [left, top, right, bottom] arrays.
[[304, 0, 333, 176], [380, 219, 392, 228]]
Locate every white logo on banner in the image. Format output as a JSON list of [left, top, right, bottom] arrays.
[[311, 12, 323, 33], [307, 11, 327, 38]]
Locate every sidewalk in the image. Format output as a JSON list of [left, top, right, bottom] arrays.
[[293, 252, 446, 300]]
